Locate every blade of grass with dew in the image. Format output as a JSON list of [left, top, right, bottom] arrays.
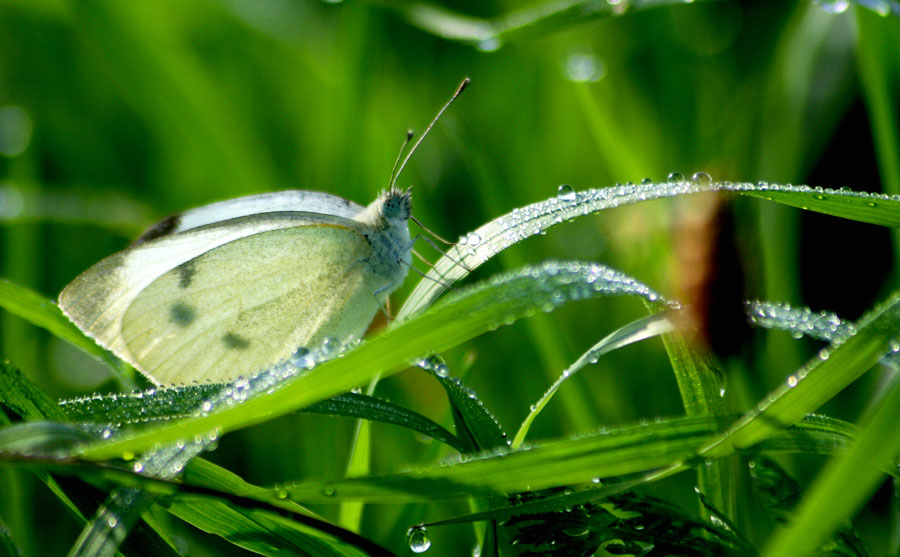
[[702, 288, 900, 458], [418, 356, 506, 452], [60, 388, 466, 453], [388, 0, 900, 47], [75, 261, 668, 461], [655, 311, 735, 523], [426, 410, 873, 528], [271, 412, 875, 505], [857, 8, 900, 260], [764, 373, 900, 556], [0, 362, 178, 556], [512, 311, 677, 449], [0, 279, 127, 377], [399, 182, 900, 319]]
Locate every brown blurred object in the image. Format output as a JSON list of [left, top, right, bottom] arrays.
[[671, 192, 750, 360]]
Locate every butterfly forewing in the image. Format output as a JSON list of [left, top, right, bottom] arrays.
[[120, 223, 383, 384]]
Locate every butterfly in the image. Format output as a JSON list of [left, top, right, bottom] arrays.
[[59, 78, 469, 385]]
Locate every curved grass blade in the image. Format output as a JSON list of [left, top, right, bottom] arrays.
[[399, 182, 900, 319], [746, 299, 900, 370], [702, 289, 900, 458], [392, 0, 899, 48], [75, 261, 667, 461], [512, 311, 676, 449], [763, 374, 900, 557], [0, 279, 127, 377], [60, 388, 466, 453], [272, 414, 867, 505], [417, 356, 506, 452], [0, 422, 101, 457], [750, 456, 867, 557]]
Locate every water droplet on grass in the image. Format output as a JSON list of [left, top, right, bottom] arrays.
[[667, 171, 684, 183], [557, 184, 577, 201], [407, 525, 431, 553]]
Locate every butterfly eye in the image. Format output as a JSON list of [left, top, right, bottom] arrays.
[[381, 190, 412, 221]]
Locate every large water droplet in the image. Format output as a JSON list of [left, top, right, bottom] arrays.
[[407, 525, 431, 553], [691, 171, 712, 186], [563, 52, 605, 83], [557, 184, 577, 201], [667, 171, 684, 183]]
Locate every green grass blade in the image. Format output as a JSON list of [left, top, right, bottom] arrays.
[[0, 279, 122, 373], [400, 182, 900, 319], [75, 261, 666, 460], [763, 375, 900, 556], [419, 357, 506, 452], [511, 311, 676, 449], [702, 289, 900, 458], [60, 388, 466, 453], [271, 414, 869, 505]]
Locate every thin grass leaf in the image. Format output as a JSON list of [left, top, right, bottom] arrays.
[[702, 288, 900, 457], [763, 374, 900, 556], [750, 456, 867, 557], [60, 388, 466, 453], [270, 413, 878, 508], [656, 312, 735, 523], [390, 0, 900, 48], [0, 280, 125, 376], [75, 261, 666, 461], [418, 356, 506, 453], [400, 182, 900, 319], [0, 361, 67, 422], [165, 497, 385, 557], [0, 512, 23, 557], [0, 422, 100, 457], [511, 311, 676, 449]]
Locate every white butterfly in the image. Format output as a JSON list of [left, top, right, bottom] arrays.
[[59, 78, 469, 386], [59, 188, 413, 385]]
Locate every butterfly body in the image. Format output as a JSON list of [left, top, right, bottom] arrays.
[[59, 188, 413, 385]]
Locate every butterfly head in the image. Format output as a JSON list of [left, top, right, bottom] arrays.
[[379, 187, 412, 222]]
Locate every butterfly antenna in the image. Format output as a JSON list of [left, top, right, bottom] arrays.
[[390, 77, 471, 189], [388, 130, 415, 189]]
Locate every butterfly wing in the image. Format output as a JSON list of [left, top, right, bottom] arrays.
[[136, 191, 366, 243], [60, 213, 391, 384]]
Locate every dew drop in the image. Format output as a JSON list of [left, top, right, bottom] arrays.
[[557, 184, 577, 201], [475, 36, 502, 52], [563, 52, 605, 83], [667, 171, 684, 183], [641, 177, 652, 185], [407, 525, 432, 553], [691, 171, 712, 186], [786, 375, 798, 388]]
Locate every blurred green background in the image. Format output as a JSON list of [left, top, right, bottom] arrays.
[[1, 0, 899, 554]]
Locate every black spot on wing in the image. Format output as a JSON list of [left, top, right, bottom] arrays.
[[222, 332, 251, 350], [133, 213, 182, 245], [176, 260, 197, 289], [170, 302, 196, 326]]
